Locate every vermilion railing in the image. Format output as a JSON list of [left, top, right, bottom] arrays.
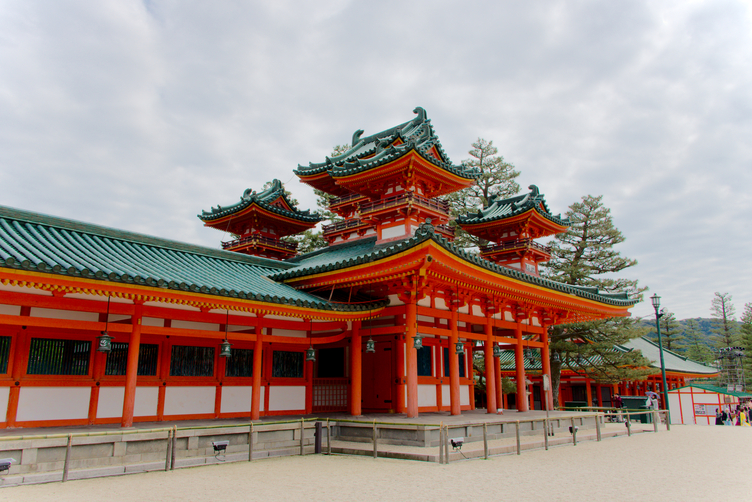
[[481, 239, 550, 254], [321, 218, 370, 235], [222, 234, 298, 251], [328, 193, 367, 208], [359, 192, 449, 216]]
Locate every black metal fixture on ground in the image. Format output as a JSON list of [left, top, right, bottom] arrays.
[[212, 440, 229, 461], [219, 309, 232, 358], [650, 294, 670, 424], [97, 296, 113, 353]]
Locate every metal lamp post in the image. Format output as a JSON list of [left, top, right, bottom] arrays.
[[650, 294, 670, 424]]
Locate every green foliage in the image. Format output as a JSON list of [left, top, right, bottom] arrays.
[[741, 303, 752, 388], [646, 309, 684, 353], [710, 292, 740, 348], [544, 195, 640, 294], [541, 194, 648, 405], [683, 318, 714, 364], [444, 138, 520, 247]]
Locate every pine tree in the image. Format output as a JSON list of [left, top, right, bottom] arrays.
[[658, 309, 684, 353], [710, 292, 739, 348], [445, 138, 520, 247], [542, 195, 652, 405], [684, 318, 714, 364]]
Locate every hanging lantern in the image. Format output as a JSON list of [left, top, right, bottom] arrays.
[[493, 344, 502, 358], [306, 345, 316, 362], [97, 331, 112, 353], [413, 334, 423, 350], [366, 337, 376, 353], [98, 295, 113, 353], [219, 340, 232, 358], [524, 348, 534, 364], [455, 341, 465, 355]]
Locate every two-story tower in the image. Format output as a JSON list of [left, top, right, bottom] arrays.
[[294, 107, 480, 245], [199, 179, 321, 260], [457, 185, 569, 275]]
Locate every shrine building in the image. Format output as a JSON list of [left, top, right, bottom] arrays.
[[0, 107, 637, 429]]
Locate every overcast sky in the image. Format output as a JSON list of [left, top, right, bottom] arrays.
[[1, 1, 750, 321]]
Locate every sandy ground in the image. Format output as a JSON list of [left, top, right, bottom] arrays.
[[1, 425, 750, 502]]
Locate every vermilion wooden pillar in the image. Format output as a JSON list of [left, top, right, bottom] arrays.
[[121, 301, 144, 428], [449, 309, 461, 415], [6, 309, 29, 427], [251, 318, 264, 420], [540, 325, 554, 411], [514, 321, 529, 412], [484, 317, 497, 413], [349, 321, 362, 416], [585, 378, 593, 408], [405, 300, 419, 418]]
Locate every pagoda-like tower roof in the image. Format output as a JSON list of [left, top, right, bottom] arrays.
[[294, 107, 480, 199], [199, 179, 321, 237], [457, 185, 570, 241]]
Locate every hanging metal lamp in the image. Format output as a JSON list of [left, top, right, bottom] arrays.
[[493, 344, 502, 358], [365, 316, 375, 353], [97, 296, 113, 353], [306, 319, 316, 361], [413, 333, 423, 350], [455, 341, 465, 355], [219, 310, 232, 358]]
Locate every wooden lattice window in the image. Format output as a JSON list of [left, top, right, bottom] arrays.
[[443, 347, 465, 378], [0, 336, 10, 374], [104, 343, 160, 376], [417, 345, 433, 376], [170, 345, 215, 377], [272, 351, 303, 378], [27, 338, 91, 376], [225, 348, 254, 377]]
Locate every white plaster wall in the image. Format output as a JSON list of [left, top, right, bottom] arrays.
[[17, 387, 90, 422], [532, 317, 541, 327], [268, 386, 305, 412], [171, 320, 220, 331], [97, 386, 158, 418], [504, 311, 515, 321], [417, 296, 431, 307], [418, 384, 437, 407], [108, 314, 130, 323], [381, 225, 406, 240], [442, 385, 451, 406], [0, 304, 20, 316], [30, 308, 98, 322], [220, 386, 265, 413], [0, 387, 9, 420], [144, 301, 199, 311], [364, 228, 377, 236], [388, 294, 404, 306], [164, 386, 216, 416], [458, 305, 469, 314], [435, 298, 448, 310], [472, 305, 483, 316], [417, 315, 433, 323], [142, 317, 164, 327], [272, 328, 306, 338], [460, 386, 470, 406]]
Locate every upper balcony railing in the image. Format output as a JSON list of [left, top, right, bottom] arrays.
[[321, 218, 370, 236], [359, 192, 449, 216], [435, 224, 455, 238], [328, 193, 367, 208], [222, 233, 297, 252], [480, 239, 550, 254]]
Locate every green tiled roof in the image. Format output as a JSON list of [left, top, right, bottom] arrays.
[[457, 185, 569, 227], [199, 179, 321, 223], [294, 107, 480, 181], [275, 222, 637, 308], [670, 383, 751, 398], [0, 205, 378, 311], [620, 337, 718, 375]]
